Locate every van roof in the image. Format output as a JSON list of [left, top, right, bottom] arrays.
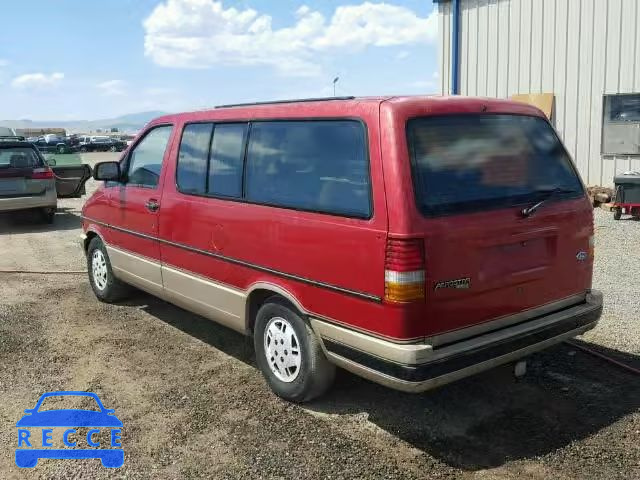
[[150, 95, 546, 125]]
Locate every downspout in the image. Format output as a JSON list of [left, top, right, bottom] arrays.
[[451, 0, 461, 95]]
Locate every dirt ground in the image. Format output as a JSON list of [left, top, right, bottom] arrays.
[[0, 154, 638, 479]]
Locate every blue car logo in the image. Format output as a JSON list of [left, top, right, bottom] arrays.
[[15, 391, 123, 468]]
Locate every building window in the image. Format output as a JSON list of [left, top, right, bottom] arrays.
[[602, 94, 640, 155]]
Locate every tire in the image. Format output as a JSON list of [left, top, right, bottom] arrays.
[[87, 237, 131, 303], [57, 144, 66, 154], [109, 145, 117, 152], [254, 299, 335, 402], [40, 208, 55, 224], [613, 208, 622, 220], [80, 146, 88, 153]]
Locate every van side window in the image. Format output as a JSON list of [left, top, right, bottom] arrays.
[[177, 123, 247, 197], [209, 123, 246, 197], [125, 125, 173, 188], [176, 123, 213, 194], [245, 121, 370, 218]]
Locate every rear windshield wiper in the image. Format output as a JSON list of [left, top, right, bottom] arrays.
[[521, 187, 580, 217]]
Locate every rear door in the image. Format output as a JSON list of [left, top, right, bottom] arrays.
[[404, 114, 593, 338], [106, 125, 174, 296], [51, 164, 92, 198]]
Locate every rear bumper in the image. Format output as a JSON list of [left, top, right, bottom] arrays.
[[313, 290, 603, 393], [0, 188, 56, 212]]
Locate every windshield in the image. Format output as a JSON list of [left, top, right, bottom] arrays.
[[0, 147, 42, 168], [407, 114, 584, 216]]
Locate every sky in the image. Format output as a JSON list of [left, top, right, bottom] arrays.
[[0, 0, 439, 120]]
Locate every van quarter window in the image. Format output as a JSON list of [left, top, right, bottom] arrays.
[[407, 114, 584, 216], [245, 120, 370, 218], [176, 123, 247, 198]]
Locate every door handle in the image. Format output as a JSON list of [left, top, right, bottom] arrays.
[[145, 199, 160, 212]]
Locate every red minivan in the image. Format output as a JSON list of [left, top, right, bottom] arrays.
[[82, 96, 602, 402]]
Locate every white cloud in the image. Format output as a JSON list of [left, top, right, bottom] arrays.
[[143, 0, 437, 76], [396, 51, 410, 60], [97, 79, 126, 96], [11, 72, 64, 89]]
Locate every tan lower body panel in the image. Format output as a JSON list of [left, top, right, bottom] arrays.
[[310, 319, 433, 365], [161, 265, 246, 333], [107, 246, 163, 297], [326, 321, 597, 393]]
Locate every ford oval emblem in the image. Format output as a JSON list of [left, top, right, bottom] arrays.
[[576, 251, 588, 261]]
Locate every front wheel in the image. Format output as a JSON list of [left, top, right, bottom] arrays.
[[109, 145, 117, 152], [57, 144, 66, 154], [254, 299, 335, 402], [87, 237, 131, 303]]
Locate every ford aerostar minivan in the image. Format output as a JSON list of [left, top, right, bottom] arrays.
[[81, 96, 603, 402]]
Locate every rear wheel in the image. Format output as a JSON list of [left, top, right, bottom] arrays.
[[613, 207, 622, 220], [109, 145, 117, 152], [87, 237, 131, 302], [254, 299, 335, 402], [57, 144, 66, 154], [80, 146, 88, 153]]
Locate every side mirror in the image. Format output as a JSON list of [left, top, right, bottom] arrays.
[[23, 409, 34, 414], [94, 161, 121, 181]]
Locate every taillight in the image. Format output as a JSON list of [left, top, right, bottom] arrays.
[[384, 237, 425, 303], [31, 167, 55, 180]]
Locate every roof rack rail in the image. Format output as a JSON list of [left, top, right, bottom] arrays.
[[0, 135, 25, 142], [215, 96, 356, 109]]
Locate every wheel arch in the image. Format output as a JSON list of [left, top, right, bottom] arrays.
[[245, 282, 307, 335], [83, 228, 105, 253]]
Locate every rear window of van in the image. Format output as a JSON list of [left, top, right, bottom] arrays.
[[407, 114, 584, 216]]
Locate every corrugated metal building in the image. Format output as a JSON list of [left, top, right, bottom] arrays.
[[437, 0, 640, 186]]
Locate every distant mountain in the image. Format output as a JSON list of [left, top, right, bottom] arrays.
[[0, 111, 168, 134]]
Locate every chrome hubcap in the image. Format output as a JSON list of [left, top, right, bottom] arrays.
[[91, 250, 108, 291], [264, 317, 301, 382]]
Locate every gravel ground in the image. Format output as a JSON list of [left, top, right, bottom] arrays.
[[0, 166, 638, 479], [586, 209, 640, 355]]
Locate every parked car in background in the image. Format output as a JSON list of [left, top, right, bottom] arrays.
[[64, 134, 81, 148], [78, 136, 126, 153], [82, 96, 602, 402], [31, 134, 77, 154], [0, 137, 91, 222]]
